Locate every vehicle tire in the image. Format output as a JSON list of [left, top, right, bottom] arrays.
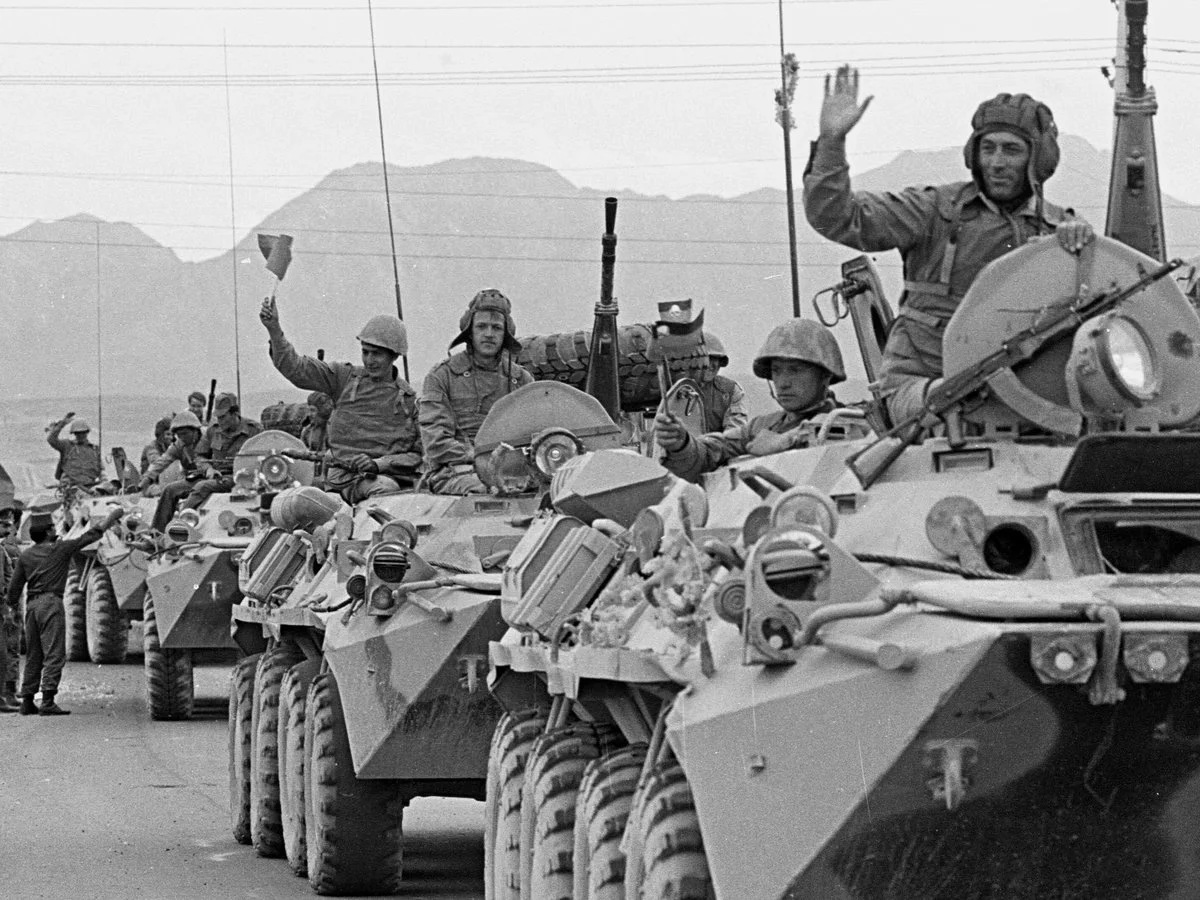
[[573, 743, 648, 900], [304, 670, 404, 895], [491, 708, 550, 900], [486, 708, 548, 900], [63, 558, 87, 662], [626, 763, 713, 900], [279, 659, 320, 878], [85, 563, 127, 664], [523, 722, 622, 900], [251, 642, 304, 858], [228, 652, 261, 845], [143, 594, 194, 721]]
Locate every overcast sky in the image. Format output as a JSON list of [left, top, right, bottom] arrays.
[[0, 0, 1196, 263]]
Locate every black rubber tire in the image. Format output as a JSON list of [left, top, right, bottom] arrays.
[[486, 708, 549, 900], [143, 594, 194, 721], [523, 723, 623, 900], [304, 670, 405, 896], [573, 744, 648, 900], [85, 563, 127, 664], [250, 642, 304, 858], [228, 653, 261, 845], [279, 659, 320, 878], [628, 764, 714, 900], [63, 558, 87, 663]]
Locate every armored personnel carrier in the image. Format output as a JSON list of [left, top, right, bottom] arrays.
[[485, 3, 1200, 898]]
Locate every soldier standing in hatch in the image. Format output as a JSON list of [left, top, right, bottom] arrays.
[[260, 298, 422, 502], [46, 413, 103, 489], [419, 289, 533, 495], [8, 506, 123, 715]]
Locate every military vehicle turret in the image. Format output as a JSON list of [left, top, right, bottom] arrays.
[[485, 3, 1200, 897]]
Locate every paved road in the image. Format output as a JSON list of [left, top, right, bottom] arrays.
[[0, 659, 486, 899]]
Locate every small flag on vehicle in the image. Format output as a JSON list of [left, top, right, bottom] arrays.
[[258, 233, 294, 281]]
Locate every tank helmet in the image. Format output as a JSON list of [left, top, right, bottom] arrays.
[[170, 411, 202, 432], [702, 331, 729, 368], [751, 319, 845, 384], [154, 414, 173, 439], [963, 92, 1059, 188], [68, 419, 91, 434], [449, 288, 521, 353], [356, 315, 408, 356]]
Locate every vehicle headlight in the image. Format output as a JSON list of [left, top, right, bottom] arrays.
[[1100, 315, 1159, 402], [530, 428, 583, 478], [259, 453, 292, 487], [770, 486, 839, 538], [1067, 312, 1161, 416]]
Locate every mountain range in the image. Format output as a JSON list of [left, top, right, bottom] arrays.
[[4, 135, 1197, 402]]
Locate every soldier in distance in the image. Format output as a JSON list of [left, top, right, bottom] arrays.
[[181, 392, 262, 509], [140, 414, 174, 474], [137, 411, 205, 531], [46, 413, 103, 490], [187, 391, 207, 422], [0, 499, 20, 710], [260, 298, 422, 502], [302, 391, 333, 455], [804, 65, 1095, 424], [656, 318, 850, 482], [419, 289, 533, 495]]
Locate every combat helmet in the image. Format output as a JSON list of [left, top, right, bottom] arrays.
[[702, 331, 729, 368], [170, 411, 203, 432], [963, 93, 1060, 189], [68, 419, 91, 434], [449, 289, 521, 353], [752, 319, 845, 384], [356, 315, 409, 356]]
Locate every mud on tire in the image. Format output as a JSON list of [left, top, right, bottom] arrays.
[[573, 743, 648, 900], [228, 653, 261, 845], [279, 659, 320, 878], [63, 558, 87, 663], [304, 670, 404, 896], [251, 642, 304, 858], [486, 708, 549, 900], [143, 594, 194, 720], [85, 563, 127, 664]]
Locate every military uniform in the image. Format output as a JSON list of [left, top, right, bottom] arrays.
[[0, 533, 20, 704], [269, 332, 422, 503], [181, 413, 263, 510], [697, 373, 749, 433], [46, 421, 103, 488], [141, 427, 202, 532], [420, 351, 533, 494]]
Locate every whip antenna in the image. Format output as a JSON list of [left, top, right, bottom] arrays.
[[223, 30, 244, 406]]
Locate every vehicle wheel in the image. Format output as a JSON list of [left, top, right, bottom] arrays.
[[251, 642, 304, 858], [627, 764, 713, 900], [63, 558, 87, 662], [143, 594, 194, 720], [279, 659, 320, 878], [85, 563, 127, 664], [228, 653, 261, 845], [523, 722, 623, 900], [304, 670, 404, 895], [486, 708, 549, 900], [573, 743, 648, 900]]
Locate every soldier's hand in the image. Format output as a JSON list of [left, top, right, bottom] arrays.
[[259, 296, 281, 333], [1055, 217, 1094, 254], [747, 429, 795, 457], [348, 453, 377, 475], [819, 65, 873, 141], [653, 411, 688, 453], [204, 467, 220, 480]]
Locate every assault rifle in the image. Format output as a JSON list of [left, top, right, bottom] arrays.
[[846, 256, 1184, 488]]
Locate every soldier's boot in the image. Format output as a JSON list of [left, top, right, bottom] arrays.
[[38, 691, 69, 716], [0, 695, 17, 713], [19, 695, 37, 715], [1, 681, 18, 707]]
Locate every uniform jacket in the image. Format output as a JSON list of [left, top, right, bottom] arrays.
[[7, 523, 107, 604], [698, 374, 749, 433], [142, 436, 198, 484], [663, 397, 837, 483], [269, 333, 422, 487], [47, 423, 103, 487], [419, 350, 533, 483], [196, 417, 262, 475], [803, 136, 1066, 421]]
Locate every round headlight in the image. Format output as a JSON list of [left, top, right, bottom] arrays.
[[1100, 315, 1160, 402], [770, 486, 839, 538], [259, 454, 292, 487], [369, 584, 396, 612], [530, 428, 583, 478]]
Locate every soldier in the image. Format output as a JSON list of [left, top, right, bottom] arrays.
[[301, 391, 333, 454], [187, 391, 207, 422], [698, 331, 749, 433], [140, 414, 174, 474], [182, 393, 262, 510], [804, 65, 1094, 423], [260, 298, 422, 502], [655, 319, 847, 482], [0, 501, 20, 710], [8, 506, 124, 715], [419, 289, 533, 495], [137, 412, 204, 531], [46, 413, 103, 489]]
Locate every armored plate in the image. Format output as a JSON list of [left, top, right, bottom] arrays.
[[232, 429, 314, 487]]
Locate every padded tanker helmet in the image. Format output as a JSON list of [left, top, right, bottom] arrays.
[[449, 288, 521, 353], [356, 315, 408, 356], [752, 319, 845, 384], [963, 92, 1060, 188]]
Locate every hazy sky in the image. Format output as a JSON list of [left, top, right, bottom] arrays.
[[0, 0, 1196, 263]]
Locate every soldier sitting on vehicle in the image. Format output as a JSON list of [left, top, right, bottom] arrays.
[[187, 391, 208, 423], [137, 411, 204, 531], [301, 391, 332, 455], [804, 65, 1094, 424], [697, 331, 749, 433], [178, 392, 262, 511], [419, 289, 533, 495], [140, 414, 174, 474], [46, 413, 103, 490], [260, 297, 422, 503], [655, 318, 851, 482]]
